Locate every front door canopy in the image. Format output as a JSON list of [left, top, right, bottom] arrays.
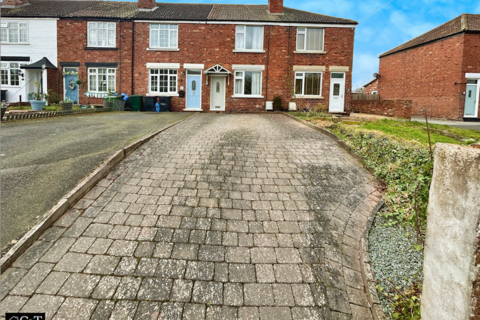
[[20, 57, 58, 70], [204, 64, 231, 75]]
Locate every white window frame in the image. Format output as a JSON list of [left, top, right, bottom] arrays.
[[233, 68, 263, 98], [1, 21, 28, 44], [296, 27, 325, 52], [294, 71, 323, 97], [234, 25, 264, 52], [1, 62, 25, 87], [149, 69, 178, 95], [88, 68, 116, 94], [149, 24, 179, 49], [87, 22, 116, 48]]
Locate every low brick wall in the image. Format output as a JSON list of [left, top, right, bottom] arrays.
[[2, 107, 112, 121], [351, 99, 412, 119]]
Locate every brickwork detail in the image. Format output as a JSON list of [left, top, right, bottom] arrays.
[[363, 79, 378, 94], [351, 99, 412, 119]]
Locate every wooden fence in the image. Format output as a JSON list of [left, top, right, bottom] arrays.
[[351, 93, 380, 101]]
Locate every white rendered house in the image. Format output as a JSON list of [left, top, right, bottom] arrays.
[[1, 18, 58, 103]]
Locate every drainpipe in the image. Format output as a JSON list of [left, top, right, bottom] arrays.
[[119, 20, 122, 94], [131, 19, 135, 94], [265, 25, 271, 105]]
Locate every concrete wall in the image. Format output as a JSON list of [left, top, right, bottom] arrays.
[[422, 143, 480, 320], [1, 18, 58, 102], [351, 99, 412, 119]]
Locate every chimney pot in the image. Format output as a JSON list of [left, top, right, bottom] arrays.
[[138, 0, 155, 10], [268, 0, 283, 14]]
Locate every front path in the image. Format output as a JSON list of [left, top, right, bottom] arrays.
[[1, 114, 382, 320]]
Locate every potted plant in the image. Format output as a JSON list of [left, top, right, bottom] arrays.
[[1, 102, 9, 120], [60, 97, 73, 111], [29, 81, 48, 111]]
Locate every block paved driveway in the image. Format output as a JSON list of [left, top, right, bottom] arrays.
[[1, 114, 382, 320]]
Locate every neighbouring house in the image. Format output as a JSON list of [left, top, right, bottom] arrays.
[[378, 14, 480, 120], [0, 11, 58, 103], [1, 0, 357, 113], [363, 78, 378, 94]]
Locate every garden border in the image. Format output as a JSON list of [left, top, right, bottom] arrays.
[[1, 107, 113, 122], [0, 114, 194, 272], [283, 112, 387, 320]]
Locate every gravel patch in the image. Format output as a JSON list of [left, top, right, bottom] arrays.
[[368, 211, 424, 317]]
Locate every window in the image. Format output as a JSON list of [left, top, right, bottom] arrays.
[[1, 62, 24, 86], [1, 22, 28, 44], [150, 24, 178, 49], [296, 28, 324, 52], [235, 26, 264, 51], [234, 71, 262, 96], [88, 68, 116, 93], [295, 72, 322, 96], [150, 69, 177, 93], [88, 22, 116, 47]]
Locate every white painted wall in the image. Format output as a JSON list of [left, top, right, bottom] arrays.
[[1, 18, 58, 102]]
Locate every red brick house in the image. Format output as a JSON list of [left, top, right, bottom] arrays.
[[2, 0, 357, 113], [363, 78, 378, 94], [378, 14, 480, 120]]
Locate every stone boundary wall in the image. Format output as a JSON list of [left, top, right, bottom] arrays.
[[422, 143, 480, 320], [2, 107, 113, 121], [351, 99, 412, 119]]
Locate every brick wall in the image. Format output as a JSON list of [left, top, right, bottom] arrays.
[[378, 34, 466, 119], [351, 99, 412, 119], [57, 19, 133, 105], [363, 79, 378, 94]]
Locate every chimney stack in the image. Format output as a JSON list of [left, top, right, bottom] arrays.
[[2, 0, 29, 7], [268, 0, 283, 14], [138, 0, 156, 10]]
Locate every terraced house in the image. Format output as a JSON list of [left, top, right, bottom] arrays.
[[1, 0, 357, 113]]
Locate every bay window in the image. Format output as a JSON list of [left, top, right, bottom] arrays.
[[1, 22, 28, 44], [88, 68, 116, 93], [88, 22, 116, 47], [150, 24, 178, 49], [296, 28, 324, 52], [150, 69, 177, 94], [295, 72, 322, 96], [235, 25, 264, 51], [234, 71, 262, 96]]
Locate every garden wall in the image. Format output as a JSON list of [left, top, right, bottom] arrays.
[[422, 143, 480, 320], [350, 99, 412, 119]]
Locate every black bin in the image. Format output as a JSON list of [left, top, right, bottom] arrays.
[[159, 97, 172, 112], [1, 90, 7, 102], [144, 96, 157, 112]]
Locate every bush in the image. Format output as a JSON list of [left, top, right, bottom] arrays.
[[273, 95, 283, 111]]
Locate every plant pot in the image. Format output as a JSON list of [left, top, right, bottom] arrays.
[[1, 107, 7, 119], [60, 102, 73, 111], [30, 100, 46, 111]]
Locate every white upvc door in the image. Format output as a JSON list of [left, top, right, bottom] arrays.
[[210, 76, 225, 111], [329, 72, 345, 113], [464, 80, 479, 118]]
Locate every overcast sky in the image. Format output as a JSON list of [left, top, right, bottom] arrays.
[[124, 0, 480, 89]]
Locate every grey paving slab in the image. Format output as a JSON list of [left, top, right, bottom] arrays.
[[1, 114, 381, 319]]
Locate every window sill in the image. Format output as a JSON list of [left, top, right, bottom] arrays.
[[84, 47, 118, 51], [232, 95, 264, 99], [184, 108, 203, 112], [147, 48, 180, 51], [233, 50, 265, 53], [148, 92, 179, 97], [1, 43, 29, 45], [294, 96, 324, 99], [294, 51, 326, 54]]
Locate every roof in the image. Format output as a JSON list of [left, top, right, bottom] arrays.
[[20, 57, 58, 69], [1, 0, 357, 24], [363, 78, 377, 87], [380, 14, 480, 57]]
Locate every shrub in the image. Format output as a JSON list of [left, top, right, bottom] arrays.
[[273, 95, 283, 111]]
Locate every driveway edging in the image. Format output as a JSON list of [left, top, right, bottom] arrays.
[[0, 114, 194, 272], [283, 112, 387, 320]]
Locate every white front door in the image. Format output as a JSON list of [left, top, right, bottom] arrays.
[[464, 80, 479, 118], [210, 76, 225, 111], [329, 72, 345, 113]]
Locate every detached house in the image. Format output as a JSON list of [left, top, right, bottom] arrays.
[[1, 0, 357, 113], [378, 14, 480, 120]]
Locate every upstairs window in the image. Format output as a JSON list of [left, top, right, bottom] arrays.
[[1, 62, 24, 86], [235, 26, 263, 51], [88, 22, 116, 47], [150, 24, 178, 49], [296, 28, 324, 52], [1, 22, 28, 44], [150, 69, 177, 94], [88, 68, 116, 93]]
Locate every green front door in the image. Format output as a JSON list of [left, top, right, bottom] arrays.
[[465, 81, 478, 117]]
